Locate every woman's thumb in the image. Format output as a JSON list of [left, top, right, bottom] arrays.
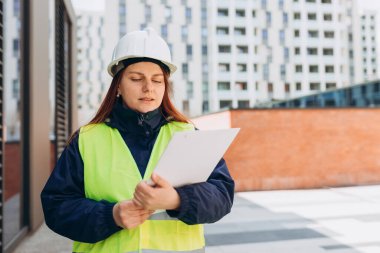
[[151, 173, 168, 187]]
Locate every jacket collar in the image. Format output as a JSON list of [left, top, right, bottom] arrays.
[[106, 98, 167, 134]]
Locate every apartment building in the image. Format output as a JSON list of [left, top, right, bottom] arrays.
[[210, 0, 362, 110], [360, 11, 379, 82], [76, 10, 108, 125], [100, 0, 365, 117]]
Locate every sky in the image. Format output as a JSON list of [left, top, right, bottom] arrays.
[[71, 0, 105, 12], [71, 0, 379, 12]]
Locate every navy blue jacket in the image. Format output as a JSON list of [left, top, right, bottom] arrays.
[[41, 99, 235, 243]]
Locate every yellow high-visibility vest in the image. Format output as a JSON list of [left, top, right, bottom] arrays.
[[73, 121, 205, 253]]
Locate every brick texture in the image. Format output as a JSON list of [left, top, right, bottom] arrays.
[[193, 109, 380, 191]]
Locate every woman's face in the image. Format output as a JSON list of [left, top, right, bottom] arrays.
[[118, 61, 166, 113]]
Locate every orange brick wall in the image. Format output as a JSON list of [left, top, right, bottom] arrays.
[[193, 108, 380, 191]]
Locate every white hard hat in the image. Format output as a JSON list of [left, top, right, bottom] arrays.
[[107, 27, 177, 77]]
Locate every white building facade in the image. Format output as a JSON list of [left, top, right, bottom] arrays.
[[104, 0, 205, 116], [208, 0, 363, 109], [76, 10, 108, 125], [4, 0, 21, 141], [360, 11, 380, 82], [100, 0, 366, 116]]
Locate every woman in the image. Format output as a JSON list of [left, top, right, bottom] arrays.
[[41, 28, 234, 253]]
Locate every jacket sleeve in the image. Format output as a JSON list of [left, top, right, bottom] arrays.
[[40, 132, 121, 243], [166, 158, 235, 224]]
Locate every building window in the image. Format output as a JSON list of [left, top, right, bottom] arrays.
[[181, 26, 188, 39], [12, 79, 19, 99], [308, 30, 319, 38], [238, 100, 250, 108], [218, 8, 228, 17], [235, 27, 246, 35], [202, 101, 209, 113], [217, 82, 230, 90], [294, 47, 300, 55], [182, 100, 189, 114], [308, 13, 317, 20], [185, 7, 192, 22], [279, 30, 285, 43], [309, 65, 319, 73], [279, 0, 284, 8], [219, 63, 230, 72], [202, 45, 208, 55], [161, 25, 168, 38], [285, 83, 290, 93], [187, 81, 193, 98], [182, 63, 188, 74], [266, 11, 271, 25], [268, 82, 273, 92], [186, 44, 192, 56], [262, 29, 268, 42], [263, 64, 269, 79], [284, 47, 289, 60], [236, 9, 245, 17], [280, 64, 286, 78], [216, 27, 229, 35], [306, 0, 316, 2], [237, 45, 248, 53], [324, 13, 332, 21], [237, 64, 247, 72], [310, 82, 320, 90], [324, 31, 334, 38], [220, 100, 232, 109], [325, 65, 334, 73], [322, 0, 331, 3], [252, 10, 256, 18], [235, 82, 248, 90], [294, 29, 300, 37], [326, 82, 336, 89], [165, 6, 172, 20], [295, 65, 302, 72], [296, 82, 302, 90], [294, 12, 301, 20], [283, 13, 288, 24], [13, 39, 19, 57], [218, 45, 231, 53], [13, 0, 20, 16], [145, 5, 152, 22], [307, 48, 318, 55], [254, 64, 258, 72], [323, 48, 334, 55]]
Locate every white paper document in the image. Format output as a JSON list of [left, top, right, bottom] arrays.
[[152, 128, 240, 187]]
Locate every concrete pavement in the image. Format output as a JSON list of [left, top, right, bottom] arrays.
[[13, 185, 380, 253]]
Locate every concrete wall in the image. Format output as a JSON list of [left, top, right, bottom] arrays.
[[193, 108, 380, 191]]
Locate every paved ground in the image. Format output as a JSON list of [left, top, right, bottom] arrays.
[[13, 185, 380, 253]]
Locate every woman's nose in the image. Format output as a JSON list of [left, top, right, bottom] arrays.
[[142, 80, 153, 92]]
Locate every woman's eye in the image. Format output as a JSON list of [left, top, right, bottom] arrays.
[[131, 78, 142, 82], [153, 80, 162, 83]]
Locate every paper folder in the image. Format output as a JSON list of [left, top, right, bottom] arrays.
[[152, 128, 240, 187]]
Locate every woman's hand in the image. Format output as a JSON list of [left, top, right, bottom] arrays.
[[112, 200, 154, 229], [133, 173, 180, 210]]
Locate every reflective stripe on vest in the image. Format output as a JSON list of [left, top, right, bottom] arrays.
[[81, 248, 205, 253], [73, 122, 205, 253]]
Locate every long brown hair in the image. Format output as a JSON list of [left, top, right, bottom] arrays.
[[68, 64, 190, 145], [88, 64, 190, 124]]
